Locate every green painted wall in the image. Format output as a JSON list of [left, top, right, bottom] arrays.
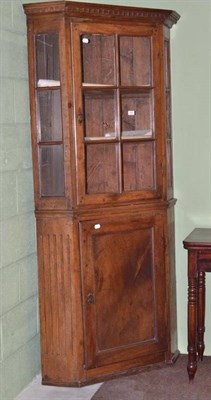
[[0, 1, 41, 399], [0, 0, 210, 399]]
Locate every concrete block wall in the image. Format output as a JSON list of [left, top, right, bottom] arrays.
[[0, 1, 46, 399]]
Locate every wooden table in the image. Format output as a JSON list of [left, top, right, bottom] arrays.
[[183, 228, 211, 381]]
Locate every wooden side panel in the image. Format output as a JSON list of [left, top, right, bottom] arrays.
[[36, 217, 82, 384], [38, 232, 71, 357]]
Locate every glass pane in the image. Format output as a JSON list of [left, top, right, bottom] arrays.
[[37, 90, 62, 141], [82, 34, 115, 85], [36, 33, 60, 86], [164, 41, 170, 89], [84, 90, 116, 139], [121, 91, 153, 138], [39, 145, 65, 197], [120, 36, 151, 86], [86, 144, 119, 194], [166, 91, 172, 139], [123, 142, 155, 191], [167, 140, 173, 189]]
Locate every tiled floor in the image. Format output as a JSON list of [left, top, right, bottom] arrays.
[[15, 375, 102, 400]]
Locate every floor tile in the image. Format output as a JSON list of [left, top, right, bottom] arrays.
[[15, 374, 102, 400]]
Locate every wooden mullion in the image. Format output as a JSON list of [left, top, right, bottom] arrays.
[[36, 86, 61, 91], [38, 140, 63, 146], [119, 85, 154, 91], [82, 85, 117, 90], [121, 137, 156, 143]]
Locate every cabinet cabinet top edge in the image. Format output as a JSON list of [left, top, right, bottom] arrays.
[[23, 1, 180, 28]]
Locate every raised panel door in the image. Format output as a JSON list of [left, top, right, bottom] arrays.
[[80, 214, 167, 369]]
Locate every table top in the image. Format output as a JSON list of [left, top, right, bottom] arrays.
[[183, 228, 211, 249]]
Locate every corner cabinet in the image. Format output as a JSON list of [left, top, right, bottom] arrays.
[[23, 1, 180, 387]]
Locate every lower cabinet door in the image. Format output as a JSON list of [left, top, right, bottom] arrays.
[[80, 214, 167, 369]]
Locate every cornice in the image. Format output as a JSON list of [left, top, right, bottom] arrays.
[[23, 1, 66, 15], [23, 1, 180, 28]]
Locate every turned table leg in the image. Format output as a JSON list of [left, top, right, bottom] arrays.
[[184, 228, 211, 381], [197, 271, 205, 360], [187, 251, 198, 381]]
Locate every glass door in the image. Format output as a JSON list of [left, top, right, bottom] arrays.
[[72, 23, 162, 205], [35, 32, 65, 197]]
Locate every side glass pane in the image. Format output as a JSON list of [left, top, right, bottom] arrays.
[[86, 144, 119, 194], [84, 90, 116, 139], [39, 145, 65, 197], [123, 142, 155, 191], [36, 33, 60, 86], [82, 34, 115, 85], [37, 90, 62, 141], [164, 41, 170, 90], [166, 91, 172, 139], [121, 91, 153, 138], [120, 36, 151, 86], [167, 140, 173, 189]]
